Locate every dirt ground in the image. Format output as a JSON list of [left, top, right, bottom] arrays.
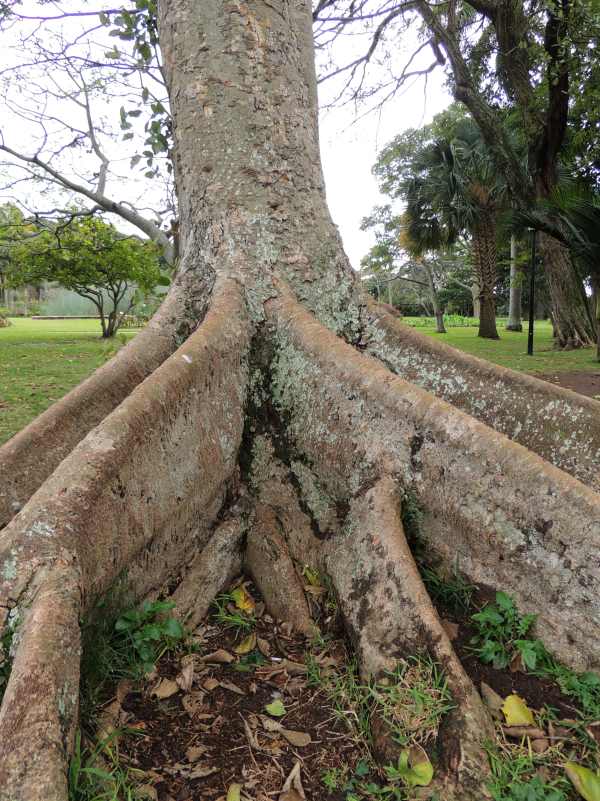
[[534, 370, 600, 399]]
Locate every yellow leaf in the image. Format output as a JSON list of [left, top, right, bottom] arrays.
[[231, 586, 255, 613], [501, 694, 535, 726], [565, 762, 600, 801], [234, 633, 257, 654], [227, 784, 242, 801]]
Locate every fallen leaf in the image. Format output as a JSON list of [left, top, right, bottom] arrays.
[[227, 785, 242, 801], [502, 694, 535, 727], [186, 745, 207, 762], [231, 585, 255, 613], [220, 680, 245, 695], [257, 637, 271, 657], [441, 619, 459, 641], [235, 633, 257, 654], [204, 677, 220, 692], [531, 738, 549, 753], [260, 715, 283, 732], [136, 785, 158, 801], [565, 761, 600, 801], [281, 760, 305, 799], [480, 682, 504, 717], [510, 651, 525, 673], [282, 729, 311, 747], [280, 659, 307, 675], [200, 648, 234, 664], [116, 679, 134, 704], [176, 658, 194, 692], [502, 725, 546, 739], [265, 699, 286, 717], [406, 744, 434, 787], [96, 699, 124, 740], [151, 678, 180, 700]]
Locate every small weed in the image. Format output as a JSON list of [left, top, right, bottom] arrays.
[[113, 599, 184, 676], [470, 591, 546, 670], [486, 742, 569, 801], [368, 655, 455, 749], [68, 730, 140, 801], [539, 662, 600, 719], [0, 623, 15, 704], [212, 593, 256, 635], [421, 564, 475, 614]]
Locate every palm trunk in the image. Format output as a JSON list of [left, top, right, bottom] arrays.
[[506, 234, 523, 331], [471, 211, 499, 339]]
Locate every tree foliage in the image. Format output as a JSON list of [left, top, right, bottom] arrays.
[[6, 215, 165, 337]]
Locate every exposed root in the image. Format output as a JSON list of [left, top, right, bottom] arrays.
[[325, 476, 493, 799], [169, 516, 247, 631], [245, 503, 316, 637]]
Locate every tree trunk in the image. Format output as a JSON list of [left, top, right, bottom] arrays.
[[506, 234, 523, 331], [422, 259, 446, 333], [538, 234, 594, 349], [471, 212, 499, 339], [471, 280, 480, 318], [2, 4, 600, 801]]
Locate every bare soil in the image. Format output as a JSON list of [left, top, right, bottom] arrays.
[[534, 370, 600, 399], [115, 583, 363, 801]]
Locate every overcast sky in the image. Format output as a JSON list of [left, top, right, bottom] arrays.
[[0, 3, 452, 270]]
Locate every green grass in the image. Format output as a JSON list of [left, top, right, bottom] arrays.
[[404, 317, 599, 374], [0, 318, 138, 445]]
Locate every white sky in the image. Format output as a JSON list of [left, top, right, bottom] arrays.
[[0, 3, 452, 270]]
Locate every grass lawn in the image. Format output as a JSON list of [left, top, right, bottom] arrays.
[[1, 315, 598, 448], [405, 317, 600, 374], [0, 318, 137, 446]]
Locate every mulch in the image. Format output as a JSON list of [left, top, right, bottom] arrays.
[[533, 370, 600, 400]]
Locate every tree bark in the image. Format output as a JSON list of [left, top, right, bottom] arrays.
[[1, 4, 600, 801], [471, 211, 499, 339], [506, 234, 523, 331], [538, 232, 594, 348], [422, 259, 446, 333]]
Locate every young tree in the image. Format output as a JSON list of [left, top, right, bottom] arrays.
[[6, 215, 164, 337], [1, 6, 600, 801]]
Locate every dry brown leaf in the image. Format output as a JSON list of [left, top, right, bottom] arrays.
[[151, 678, 180, 699], [510, 651, 525, 673], [441, 619, 459, 641], [96, 699, 126, 740], [257, 637, 271, 657], [281, 760, 305, 799], [531, 738, 549, 753], [220, 680, 245, 695], [176, 658, 195, 692], [186, 745, 207, 763], [280, 659, 307, 675], [279, 792, 303, 801], [204, 677, 220, 692], [116, 679, 134, 704], [480, 682, 504, 720], [200, 649, 234, 664], [136, 785, 158, 801], [282, 729, 311, 747], [181, 692, 207, 718], [260, 715, 283, 732], [502, 725, 546, 739]]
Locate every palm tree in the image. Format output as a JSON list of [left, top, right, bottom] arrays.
[[403, 119, 506, 339]]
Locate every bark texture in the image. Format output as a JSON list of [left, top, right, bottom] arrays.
[[1, 3, 599, 800], [471, 211, 499, 339], [538, 232, 594, 348], [506, 234, 523, 331]]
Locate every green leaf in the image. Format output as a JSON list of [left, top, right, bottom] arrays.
[[162, 618, 184, 639], [265, 699, 286, 717], [565, 762, 600, 801]]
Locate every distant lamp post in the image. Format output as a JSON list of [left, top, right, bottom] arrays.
[[527, 228, 537, 356]]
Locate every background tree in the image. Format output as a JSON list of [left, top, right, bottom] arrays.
[[371, 111, 506, 338], [6, 215, 165, 337], [314, 0, 599, 347]]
